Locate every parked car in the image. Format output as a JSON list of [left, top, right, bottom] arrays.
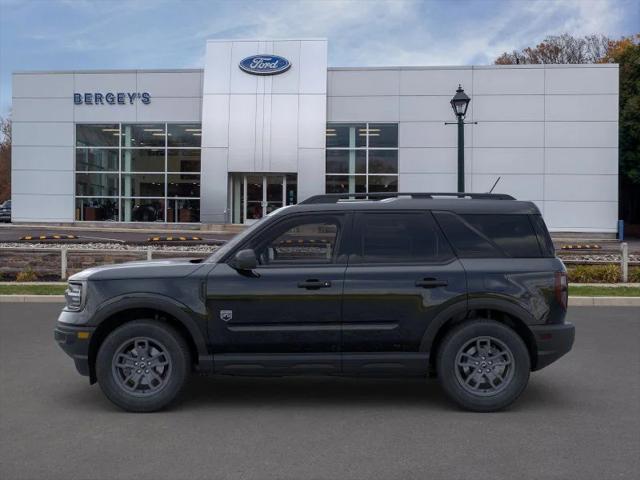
[[55, 192, 574, 412], [0, 200, 11, 222]]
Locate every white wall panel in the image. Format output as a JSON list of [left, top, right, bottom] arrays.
[[298, 95, 326, 149], [400, 122, 472, 148], [13, 98, 74, 122], [399, 147, 468, 174], [545, 122, 618, 148], [545, 66, 618, 94], [269, 95, 299, 172], [13, 73, 74, 98], [200, 148, 228, 223], [545, 148, 618, 175], [473, 148, 544, 174], [137, 97, 201, 122], [473, 95, 544, 121], [227, 94, 257, 172], [11, 194, 74, 222], [545, 94, 618, 121], [299, 41, 327, 94], [201, 95, 229, 148], [471, 174, 544, 200], [137, 72, 202, 97], [399, 95, 468, 122], [544, 201, 617, 231], [329, 70, 399, 96], [474, 122, 544, 148], [473, 67, 544, 95], [297, 149, 325, 200], [271, 41, 301, 94], [328, 96, 399, 122], [12, 170, 74, 195], [12, 122, 73, 146], [74, 73, 137, 92], [203, 42, 232, 94], [399, 69, 472, 96], [545, 174, 617, 202], [399, 173, 457, 192], [74, 103, 136, 122], [12, 146, 73, 171], [229, 41, 260, 94]]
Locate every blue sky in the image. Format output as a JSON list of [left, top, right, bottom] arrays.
[[1, 0, 638, 116]]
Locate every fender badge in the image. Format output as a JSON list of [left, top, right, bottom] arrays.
[[220, 310, 233, 322]]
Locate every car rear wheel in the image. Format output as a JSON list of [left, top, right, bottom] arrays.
[[436, 319, 530, 412], [96, 320, 190, 412]]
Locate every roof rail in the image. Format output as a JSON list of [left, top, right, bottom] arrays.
[[299, 192, 515, 205]]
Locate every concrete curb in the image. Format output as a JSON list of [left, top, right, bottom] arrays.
[[1, 295, 639, 306]]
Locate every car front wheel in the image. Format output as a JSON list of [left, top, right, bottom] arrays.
[[436, 319, 530, 412], [96, 320, 190, 412]]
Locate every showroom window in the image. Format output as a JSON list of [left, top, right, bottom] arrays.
[[325, 123, 398, 194], [75, 123, 201, 222]]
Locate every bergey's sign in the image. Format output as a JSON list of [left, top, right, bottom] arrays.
[[239, 55, 291, 75], [74, 92, 151, 105]]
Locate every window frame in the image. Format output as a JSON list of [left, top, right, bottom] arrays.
[[347, 210, 456, 266], [232, 213, 350, 269], [74, 122, 202, 223], [325, 122, 399, 195]]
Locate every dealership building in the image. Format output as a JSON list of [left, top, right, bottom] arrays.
[[11, 39, 619, 232]]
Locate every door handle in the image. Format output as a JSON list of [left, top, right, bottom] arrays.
[[298, 279, 332, 289], [415, 278, 448, 288]]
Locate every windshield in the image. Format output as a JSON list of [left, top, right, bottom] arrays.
[[206, 216, 269, 263]]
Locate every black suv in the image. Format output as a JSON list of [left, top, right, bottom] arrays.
[[55, 192, 574, 412]]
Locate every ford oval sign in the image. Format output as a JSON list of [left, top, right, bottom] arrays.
[[239, 55, 291, 75]]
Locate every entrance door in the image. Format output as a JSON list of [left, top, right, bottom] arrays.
[[231, 174, 296, 224]]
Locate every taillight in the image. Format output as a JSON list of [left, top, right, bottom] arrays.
[[555, 271, 568, 310]]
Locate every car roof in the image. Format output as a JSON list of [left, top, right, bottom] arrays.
[[279, 193, 540, 216]]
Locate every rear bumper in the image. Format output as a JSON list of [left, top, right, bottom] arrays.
[[530, 322, 575, 371], [54, 323, 95, 377]]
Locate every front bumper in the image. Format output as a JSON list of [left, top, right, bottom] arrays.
[[530, 322, 575, 371], [54, 323, 95, 377]]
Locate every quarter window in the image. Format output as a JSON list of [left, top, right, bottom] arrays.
[[461, 214, 542, 258], [352, 212, 453, 264]]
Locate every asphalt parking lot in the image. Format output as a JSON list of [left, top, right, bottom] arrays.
[[0, 304, 638, 480]]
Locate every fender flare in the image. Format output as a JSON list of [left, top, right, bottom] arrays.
[[419, 296, 537, 353], [89, 293, 210, 370]]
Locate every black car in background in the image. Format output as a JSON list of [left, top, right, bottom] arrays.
[[55, 192, 574, 413], [0, 199, 10, 222]]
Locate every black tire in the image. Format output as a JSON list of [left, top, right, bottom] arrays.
[[436, 319, 530, 412], [96, 320, 191, 412]]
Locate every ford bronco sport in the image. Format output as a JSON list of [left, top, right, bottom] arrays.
[[55, 192, 575, 412]]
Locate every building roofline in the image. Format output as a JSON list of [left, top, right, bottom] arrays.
[[13, 68, 204, 75], [206, 38, 327, 42], [328, 63, 618, 71]]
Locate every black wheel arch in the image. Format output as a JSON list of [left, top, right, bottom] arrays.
[[87, 294, 212, 383], [421, 296, 539, 372]]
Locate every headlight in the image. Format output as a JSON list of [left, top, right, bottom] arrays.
[[65, 282, 84, 311]]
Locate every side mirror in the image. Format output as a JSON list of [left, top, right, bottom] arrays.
[[232, 249, 257, 271]]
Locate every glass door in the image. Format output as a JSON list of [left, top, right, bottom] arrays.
[[265, 176, 284, 216], [230, 174, 295, 224], [244, 175, 264, 223]]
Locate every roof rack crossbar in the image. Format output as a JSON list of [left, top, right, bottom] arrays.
[[299, 192, 515, 205]]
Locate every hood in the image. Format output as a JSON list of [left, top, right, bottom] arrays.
[[68, 257, 207, 281]]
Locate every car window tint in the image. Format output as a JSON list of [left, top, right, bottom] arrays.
[[352, 212, 453, 263], [258, 219, 340, 265], [433, 211, 503, 258], [530, 214, 555, 257], [461, 214, 542, 258]]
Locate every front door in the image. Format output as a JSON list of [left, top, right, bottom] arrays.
[[231, 174, 296, 224], [206, 213, 349, 374], [340, 211, 467, 374]]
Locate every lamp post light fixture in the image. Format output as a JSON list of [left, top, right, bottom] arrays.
[[446, 84, 475, 193]]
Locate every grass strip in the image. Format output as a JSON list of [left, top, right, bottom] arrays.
[[0, 284, 67, 295]]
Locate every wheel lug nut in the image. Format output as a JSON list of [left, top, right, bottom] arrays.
[[485, 369, 490, 373], [477, 369, 482, 373], [145, 370, 149, 374]]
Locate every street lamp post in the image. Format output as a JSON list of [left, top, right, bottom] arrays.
[[446, 85, 473, 193]]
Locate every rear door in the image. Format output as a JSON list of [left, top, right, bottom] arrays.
[[341, 211, 466, 373]]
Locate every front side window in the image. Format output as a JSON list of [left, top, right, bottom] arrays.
[[74, 123, 202, 222], [352, 212, 453, 264], [325, 123, 398, 195], [254, 216, 342, 266]]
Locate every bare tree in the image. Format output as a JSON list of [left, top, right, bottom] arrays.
[[495, 34, 610, 64], [0, 116, 11, 202]]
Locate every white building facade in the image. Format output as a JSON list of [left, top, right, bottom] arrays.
[[11, 38, 619, 232]]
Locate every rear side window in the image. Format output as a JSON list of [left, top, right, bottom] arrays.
[[461, 214, 542, 258], [530, 214, 555, 257], [433, 211, 502, 258], [351, 212, 453, 264]]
